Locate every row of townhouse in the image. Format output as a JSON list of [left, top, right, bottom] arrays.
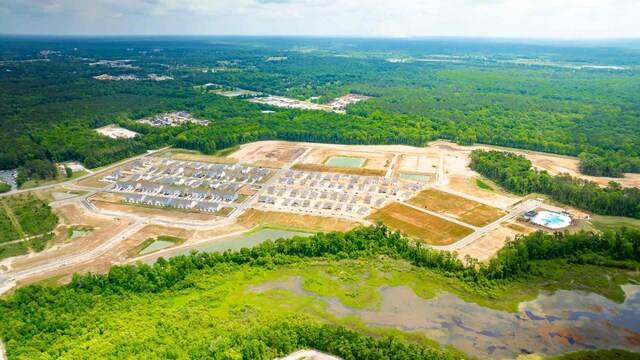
[[122, 194, 223, 212]]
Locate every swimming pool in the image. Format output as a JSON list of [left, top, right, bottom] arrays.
[[530, 211, 572, 229]]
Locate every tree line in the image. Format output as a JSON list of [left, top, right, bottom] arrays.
[[470, 150, 640, 219], [1, 223, 638, 358]]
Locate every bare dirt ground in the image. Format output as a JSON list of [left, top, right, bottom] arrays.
[[155, 148, 237, 165], [90, 193, 219, 221], [456, 221, 537, 262], [236, 209, 358, 232], [396, 154, 439, 174], [367, 202, 473, 246], [5, 203, 130, 275], [407, 189, 506, 227], [229, 142, 306, 168], [525, 153, 640, 188], [291, 163, 386, 177]]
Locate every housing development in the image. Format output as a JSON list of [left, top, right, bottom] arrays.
[[0, 33, 639, 360]]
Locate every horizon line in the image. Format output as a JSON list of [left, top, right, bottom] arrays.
[[0, 33, 639, 42]]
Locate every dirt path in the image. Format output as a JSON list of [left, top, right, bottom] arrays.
[[0, 337, 6, 360]]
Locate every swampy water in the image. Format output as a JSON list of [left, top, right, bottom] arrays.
[[254, 277, 640, 358]]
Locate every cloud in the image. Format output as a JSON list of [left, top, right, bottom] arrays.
[[0, 0, 638, 37]]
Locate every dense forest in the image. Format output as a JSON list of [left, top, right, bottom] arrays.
[[470, 150, 640, 219], [0, 224, 638, 358], [1, 37, 639, 182]]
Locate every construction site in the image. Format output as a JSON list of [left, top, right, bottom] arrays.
[[0, 140, 593, 294]]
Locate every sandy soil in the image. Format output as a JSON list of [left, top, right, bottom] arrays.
[[229, 142, 306, 168], [367, 202, 473, 246], [456, 220, 537, 262], [407, 189, 506, 227], [236, 209, 358, 232], [155, 149, 237, 165], [6, 203, 130, 273], [396, 154, 439, 174]]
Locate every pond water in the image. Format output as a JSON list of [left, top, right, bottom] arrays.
[[150, 229, 313, 262], [325, 157, 365, 168], [140, 240, 175, 255], [70, 230, 87, 239], [399, 173, 430, 182], [254, 277, 640, 359]]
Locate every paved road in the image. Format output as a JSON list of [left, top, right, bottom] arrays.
[[0, 146, 306, 294], [0, 143, 540, 295], [430, 199, 542, 251], [0, 219, 144, 295]]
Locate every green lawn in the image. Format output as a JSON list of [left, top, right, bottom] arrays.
[[591, 215, 640, 232]]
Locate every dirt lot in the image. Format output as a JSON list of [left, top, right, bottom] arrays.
[[396, 154, 439, 174], [456, 221, 537, 262], [291, 163, 386, 177], [367, 202, 473, 246], [407, 189, 506, 227], [229, 142, 306, 168], [236, 209, 358, 232], [524, 152, 640, 188], [6, 203, 131, 274], [89, 193, 222, 221], [154, 148, 237, 165]]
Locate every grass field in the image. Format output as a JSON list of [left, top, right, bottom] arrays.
[[407, 189, 505, 227], [292, 163, 385, 177], [20, 171, 88, 190], [590, 215, 640, 232], [367, 202, 473, 245], [475, 178, 493, 191], [0, 200, 23, 241]]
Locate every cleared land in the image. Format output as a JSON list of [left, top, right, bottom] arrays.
[[396, 154, 439, 174], [456, 221, 536, 262], [229, 143, 306, 168], [236, 209, 358, 233], [155, 148, 237, 165], [367, 202, 473, 246], [291, 163, 385, 177], [407, 189, 506, 227]]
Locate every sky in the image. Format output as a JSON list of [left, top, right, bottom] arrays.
[[0, 0, 639, 38]]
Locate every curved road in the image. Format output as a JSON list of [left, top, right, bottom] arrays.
[[0, 144, 538, 295]]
